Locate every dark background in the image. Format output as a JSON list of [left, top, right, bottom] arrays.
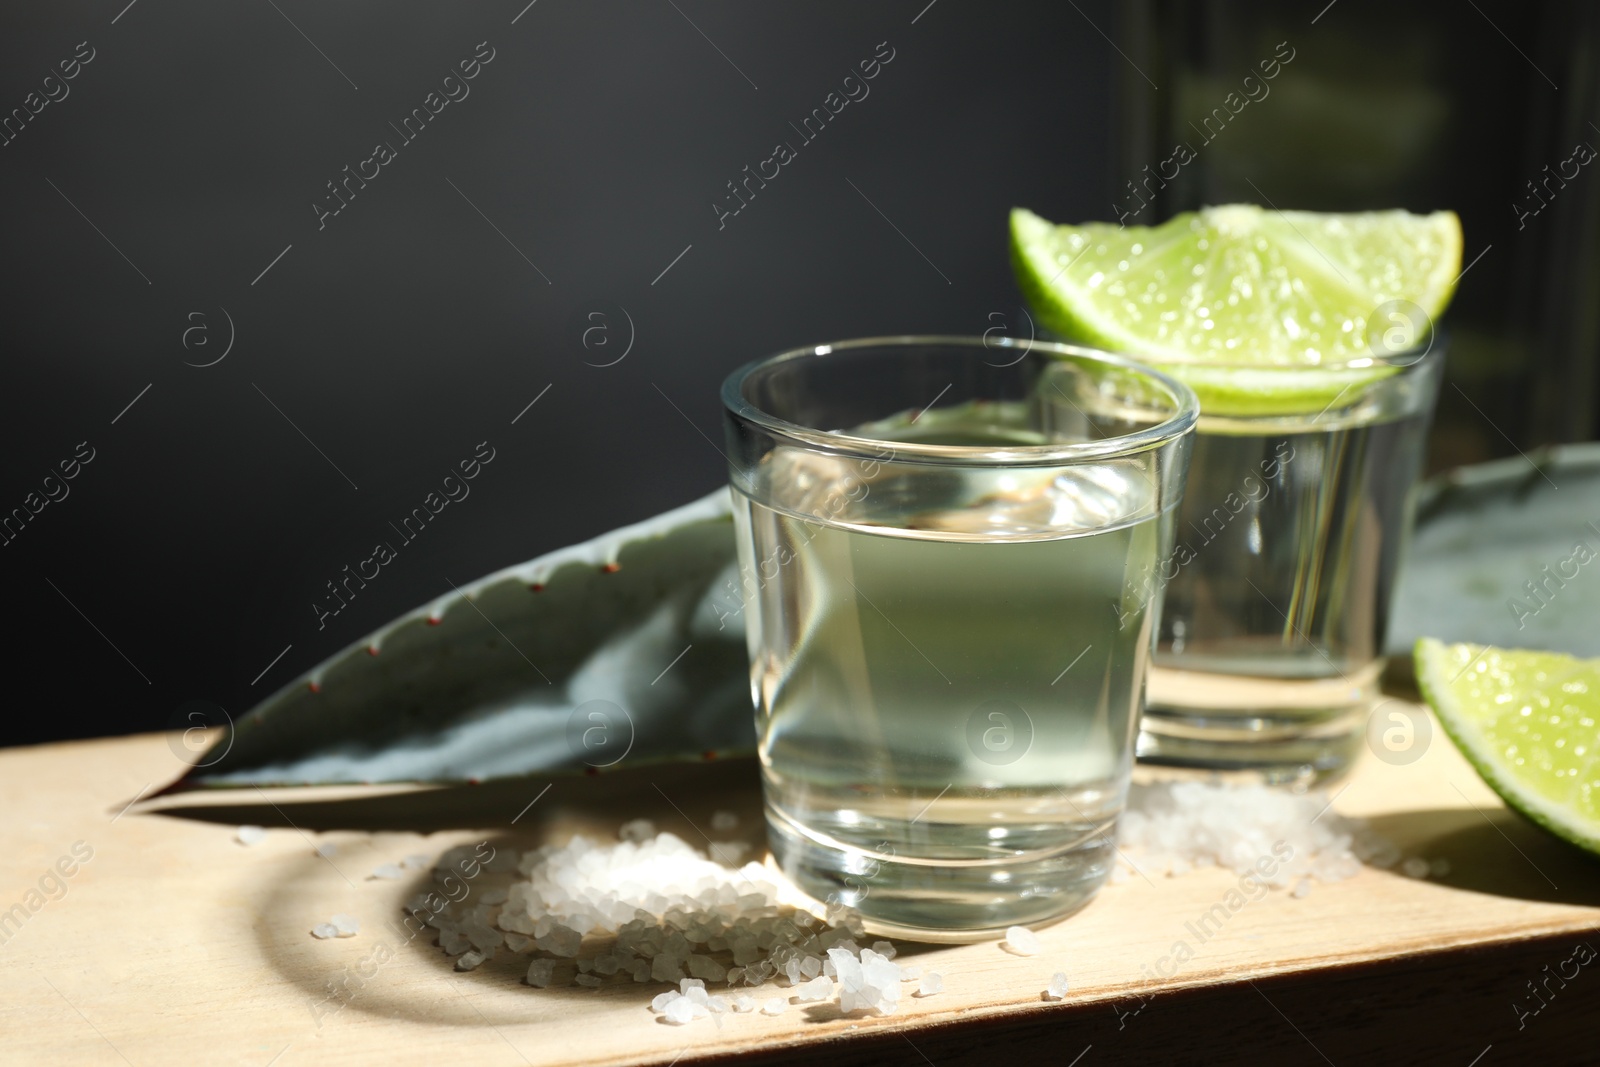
[[2, 0, 1596, 746]]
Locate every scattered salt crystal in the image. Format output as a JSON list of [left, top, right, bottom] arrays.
[[917, 973, 943, 996], [795, 975, 832, 1002], [456, 950, 488, 971], [871, 940, 897, 960], [1118, 780, 1398, 892], [710, 811, 739, 832], [1400, 857, 1430, 879], [799, 955, 822, 979], [369, 863, 404, 881], [1045, 972, 1069, 1000], [236, 825, 267, 846], [504, 934, 532, 953], [574, 974, 602, 988], [829, 947, 862, 992], [707, 995, 730, 1013], [526, 959, 555, 987], [1291, 878, 1312, 899], [760, 997, 787, 1016], [401, 853, 429, 869], [687, 954, 727, 981], [537, 925, 581, 957], [330, 913, 360, 937], [651, 991, 677, 1012], [466, 925, 503, 952], [631, 961, 650, 982], [618, 818, 655, 843], [1004, 926, 1042, 956], [663, 996, 697, 1024], [679, 978, 705, 994], [900, 966, 922, 981], [310, 923, 339, 939], [314, 843, 338, 858]]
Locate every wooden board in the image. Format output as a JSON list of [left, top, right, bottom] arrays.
[[2, 704, 1597, 1066]]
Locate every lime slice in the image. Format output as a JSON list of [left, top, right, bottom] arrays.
[[1010, 204, 1462, 416], [1415, 638, 1600, 856]]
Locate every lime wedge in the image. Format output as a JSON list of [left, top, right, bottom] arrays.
[[1415, 638, 1600, 857], [1010, 204, 1462, 416]]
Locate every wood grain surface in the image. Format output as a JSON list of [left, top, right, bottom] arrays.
[[1, 703, 1596, 1066]]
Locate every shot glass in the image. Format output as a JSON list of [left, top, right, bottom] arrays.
[[721, 336, 1196, 940], [1137, 343, 1445, 783]]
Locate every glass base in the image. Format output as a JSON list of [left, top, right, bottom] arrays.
[[763, 800, 1114, 943], [1135, 663, 1380, 785]]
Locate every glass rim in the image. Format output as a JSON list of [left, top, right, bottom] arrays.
[[1119, 331, 1447, 373], [721, 334, 1199, 466]]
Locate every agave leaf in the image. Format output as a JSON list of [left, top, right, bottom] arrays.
[[1386, 443, 1600, 660], [170, 490, 752, 789]]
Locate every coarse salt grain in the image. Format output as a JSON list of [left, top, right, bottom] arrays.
[[236, 825, 267, 846], [537, 925, 581, 957], [1004, 926, 1042, 956], [1045, 972, 1069, 1000], [310, 923, 339, 940], [330, 913, 360, 937], [710, 811, 739, 832], [1116, 780, 1391, 889], [795, 975, 832, 1002], [456, 950, 488, 971], [412, 824, 919, 1022], [1400, 857, 1431, 879], [369, 863, 404, 880], [917, 972, 943, 996]]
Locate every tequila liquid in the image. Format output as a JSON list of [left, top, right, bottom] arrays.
[[1141, 402, 1431, 781], [735, 416, 1165, 938]]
